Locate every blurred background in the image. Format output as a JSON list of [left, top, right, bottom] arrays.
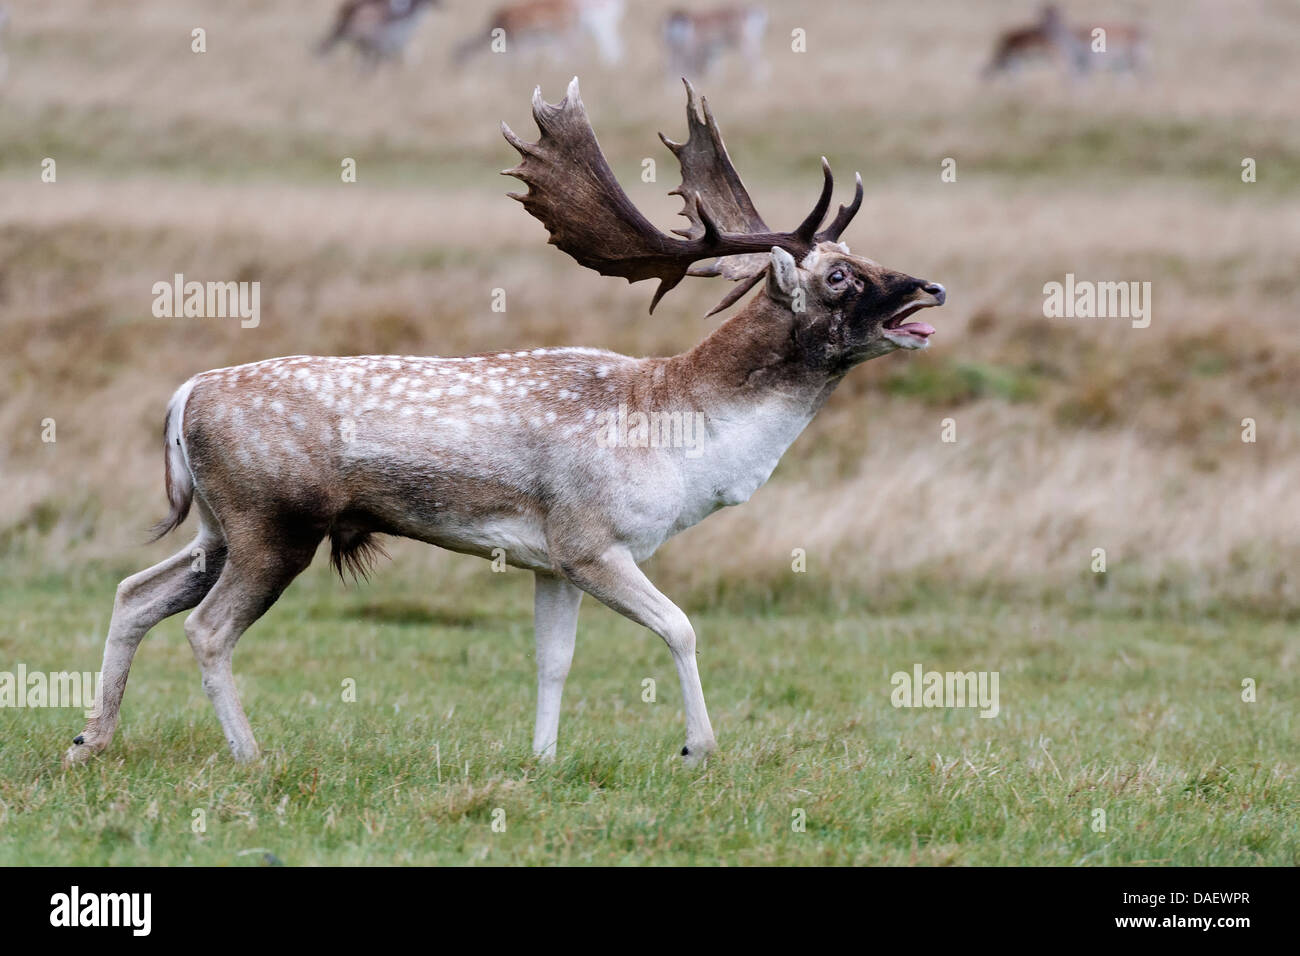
[[1, 0, 1297, 614]]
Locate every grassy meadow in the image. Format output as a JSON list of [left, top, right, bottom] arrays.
[[0, 0, 1297, 864]]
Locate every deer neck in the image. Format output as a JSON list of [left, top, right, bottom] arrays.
[[657, 295, 842, 518], [668, 293, 843, 410]]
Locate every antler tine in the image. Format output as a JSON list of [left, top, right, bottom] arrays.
[[533, 77, 580, 128], [792, 158, 835, 244], [657, 77, 702, 153], [648, 276, 687, 314], [815, 171, 864, 243], [705, 267, 766, 317]]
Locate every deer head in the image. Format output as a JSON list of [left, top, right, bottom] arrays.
[[501, 77, 944, 372]]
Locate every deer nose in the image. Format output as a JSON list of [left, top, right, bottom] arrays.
[[922, 282, 946, 304]]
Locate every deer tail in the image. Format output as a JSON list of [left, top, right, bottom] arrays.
[[147, 379, 197, 542]]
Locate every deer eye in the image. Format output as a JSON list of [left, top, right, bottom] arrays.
[[828, 269, 847, 284]]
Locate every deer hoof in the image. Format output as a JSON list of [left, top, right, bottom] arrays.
[[62, 740, 98, 769]]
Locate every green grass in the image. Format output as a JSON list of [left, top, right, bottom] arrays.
[[0, 561, 1295, 865]]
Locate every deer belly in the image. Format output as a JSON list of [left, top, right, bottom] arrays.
[[338, 455, 553, 570], [423, 514, 552, 571]]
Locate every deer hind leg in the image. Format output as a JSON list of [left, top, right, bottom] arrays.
[[531, 571, 584, 759], [560, 547, 717, 765], [182, 530, 319, 761], [64, 524, 227, 767]]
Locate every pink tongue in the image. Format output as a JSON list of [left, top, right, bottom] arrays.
[[897, 321, 935, 336]]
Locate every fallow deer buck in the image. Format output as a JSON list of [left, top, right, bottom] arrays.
[[64, 78, 944, 769]]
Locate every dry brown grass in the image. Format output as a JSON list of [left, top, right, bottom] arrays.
[[1, 0, 1297, 610]]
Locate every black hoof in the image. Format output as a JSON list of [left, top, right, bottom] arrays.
[[73, 735, 84, 745], [681, 746, 689, 756]]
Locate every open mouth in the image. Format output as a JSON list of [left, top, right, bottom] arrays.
[[882, 301, 938, 349]]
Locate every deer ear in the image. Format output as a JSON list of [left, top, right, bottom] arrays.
[[767, 247, 800, 306]]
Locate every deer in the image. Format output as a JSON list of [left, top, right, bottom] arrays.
[[663, 5, 768, 81], [63, 78, 945, 770], [984, 5, 1145, 80], [453, 0, 623, 67], [317, 0, 440, 68], [983, 4, 1083, 78]]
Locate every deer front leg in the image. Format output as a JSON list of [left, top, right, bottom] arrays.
[[559, 547, 717, 765], [531, 572, 584, 759]]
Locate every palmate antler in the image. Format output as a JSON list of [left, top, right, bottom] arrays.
[[502, 77, 863, 314]]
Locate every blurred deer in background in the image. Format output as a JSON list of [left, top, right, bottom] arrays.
[[453, 0, 624, 67], [984, 5, 1146, 79], [663, 5, 768, 81], [64, 79, 944, 769], [983, 5, 1082, 78], [318, 0, 439, 69]]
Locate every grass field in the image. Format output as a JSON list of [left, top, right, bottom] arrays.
[[1, 0, 1298, 865], [1, 557, 1296, 865]]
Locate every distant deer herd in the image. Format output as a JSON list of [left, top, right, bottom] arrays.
[[0, 3, 1148, 83], [311, 1, 1145, 82]]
